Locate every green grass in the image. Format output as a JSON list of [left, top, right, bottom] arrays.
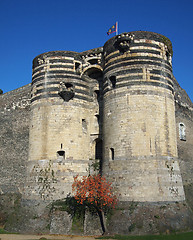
[[0, 228, 10, 234], [97, 231, 193, 240], [0, 228, 19, 234], [1, 230, 193, 240]]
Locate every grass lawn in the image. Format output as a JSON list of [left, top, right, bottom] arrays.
[[0, 229, 193, 240], [0, 228, 12, 234], [97, 232, 193, 240]]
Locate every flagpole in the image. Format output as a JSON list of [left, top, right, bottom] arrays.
[[116, 21, 118, 35]]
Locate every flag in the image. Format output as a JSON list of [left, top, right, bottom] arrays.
[[107, 22, 117, 35]]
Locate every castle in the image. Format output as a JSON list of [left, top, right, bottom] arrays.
[[0, 31, 193, 234]]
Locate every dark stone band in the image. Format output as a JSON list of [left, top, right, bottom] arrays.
[[32, 73, 82, 85], [32, 68, 74, 80], [34, 87, 90, 97], [104, 59, 172, 74], [31, 93, 92, 103], [103, 80, 174, 95], [105, 55, 171, 71], [130, 49, 160, 55], [35, 81, 90, 90]]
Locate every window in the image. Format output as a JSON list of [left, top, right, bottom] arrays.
[[57, 150, 65, 158], [88, 59, 98, 65], [179, 123, 186, 141], [57, 144, 65, 160], [110, 148, 115, 160], [95, 139, 102, 160], [82, 119, 87, 133], [94, 90, 99, 102], [75, 62, 80, 70], [166, 51, 170, 61], [75, 61, 81, 73], [109, 76, 116, 89], [95, 114, 100, 124]]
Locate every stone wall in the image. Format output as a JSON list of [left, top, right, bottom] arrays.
[[175, 102, 193, 209], [0, 84, 31, 194], [171, 75, 193, 209]]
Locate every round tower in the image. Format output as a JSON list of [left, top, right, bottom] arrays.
[[102, 31, 185, 202], [26, 51, 100, 200]]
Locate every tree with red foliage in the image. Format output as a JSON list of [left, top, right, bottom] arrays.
[[72, 174, 118, 233]]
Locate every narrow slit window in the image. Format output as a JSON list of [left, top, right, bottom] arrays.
[[179, 123, 186, 141], [57, 143, 65, 159], [75, 62, 80, 69], [95, 114, 100, 124], [75, 62, 81, 73], [110, 148, 115, 160], [166, 51, 170, 61], [109, 76, 116, 88], [95, 139, 102, 160], [57, 150, 65, 158], [94, 90, 99, 101], [82, 119, 87, 133]]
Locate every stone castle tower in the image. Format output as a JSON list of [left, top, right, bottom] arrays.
[[1, 30, 193, 234], [25, 31, 185, 203], [102, 32, 184, 202]]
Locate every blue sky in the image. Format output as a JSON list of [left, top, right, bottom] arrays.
[[0, 0, 193, 101]]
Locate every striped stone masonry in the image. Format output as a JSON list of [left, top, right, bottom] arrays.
[[25, 31, 185, 203]]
